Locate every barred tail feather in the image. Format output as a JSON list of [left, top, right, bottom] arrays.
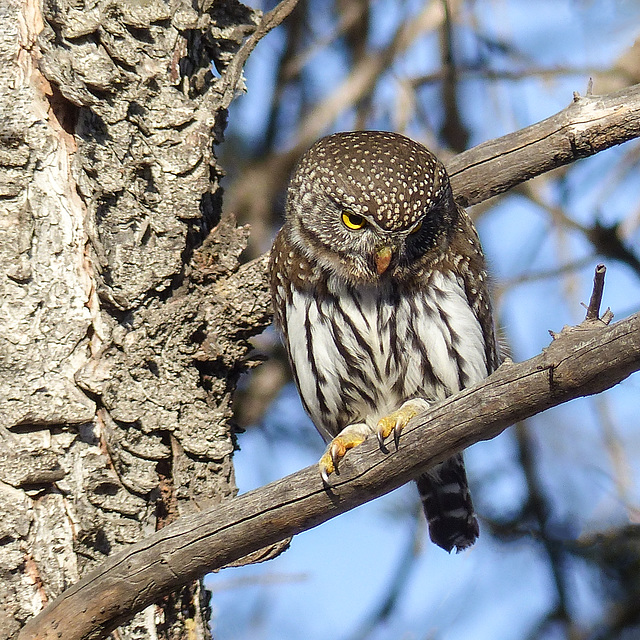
[[416, 454, 479, 553]]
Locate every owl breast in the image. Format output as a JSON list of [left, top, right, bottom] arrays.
[[282, 269, 489, 442]]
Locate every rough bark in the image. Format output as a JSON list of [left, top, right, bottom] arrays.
[[0, 0, 278, 638], [18, 307, 640, 640]]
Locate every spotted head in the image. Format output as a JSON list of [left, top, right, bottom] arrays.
[[283, 130, 459, 285]]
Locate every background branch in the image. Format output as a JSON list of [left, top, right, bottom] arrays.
[[220, 0, 300, 109], [20, 304, 640, 640]]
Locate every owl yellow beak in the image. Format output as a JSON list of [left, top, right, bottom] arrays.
[[374, 246, 392, 275]]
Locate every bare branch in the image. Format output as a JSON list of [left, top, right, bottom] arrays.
[[19, 308, 640, 640], [447, 83, 640, 206], [290, 3, 443, 150], [219, 0, 301, 108]]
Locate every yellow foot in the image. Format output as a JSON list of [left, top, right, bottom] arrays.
[[376, 398, 429, 449], [319, 423, 369, 485]]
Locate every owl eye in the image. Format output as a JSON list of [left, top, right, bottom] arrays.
[[341, 210, 367, 230], [410, 220, 423, 234]]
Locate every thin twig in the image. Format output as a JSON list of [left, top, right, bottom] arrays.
[[585, 263, 607, 321], [346, 511, 423, 640], [220, 0, 301, 109], [515, 423, 572, 626]]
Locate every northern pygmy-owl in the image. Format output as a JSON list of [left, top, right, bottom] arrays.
[[269, 131, 498, 552]]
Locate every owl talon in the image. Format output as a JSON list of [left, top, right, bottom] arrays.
[[318, 425, 369, 484], [320, 465, 331, 486], [376, 415, 403, 450], [330, 442, 342, 469], [319, 449, 337, 485], [393, 423, 401, 450], [376, 399, 429, 449]]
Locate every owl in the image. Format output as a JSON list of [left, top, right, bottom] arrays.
[[269, 131, 498, 552]]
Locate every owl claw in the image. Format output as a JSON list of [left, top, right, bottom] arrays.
[[320, 465, 331, 486], [378, 421, 402, 450], [318, 440, 343, 485], [319, 450, 337, 486], [318, 426, 368, 485], [330, 442, 342, 470], [376, 415, 403, 450], [376, 399, 429, 449], [393, 423, 402, 450]]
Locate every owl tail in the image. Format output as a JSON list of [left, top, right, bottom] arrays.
[[415, 453, 479, 553]]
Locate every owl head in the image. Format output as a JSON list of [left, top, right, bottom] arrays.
[[283, 131, 460, 286]]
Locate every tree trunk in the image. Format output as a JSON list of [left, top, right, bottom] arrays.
[[0, 0, 266, 638]]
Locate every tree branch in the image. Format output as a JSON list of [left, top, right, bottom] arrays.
[[448, 83, 640, 206], [220, 0, 301, 108], [586, 263, 608, 320], [19, 305, 640, 640]]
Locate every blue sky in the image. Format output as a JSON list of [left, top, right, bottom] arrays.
[[210, 2, 640, 638]]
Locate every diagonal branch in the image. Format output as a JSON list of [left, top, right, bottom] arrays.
[[447, 83, 640, 206], [19, 305, 640, 640], [219, 0, 301, 108]]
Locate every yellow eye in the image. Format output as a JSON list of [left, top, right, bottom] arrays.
[[341, 210, 367, 230], [410, 220, 423, 234]]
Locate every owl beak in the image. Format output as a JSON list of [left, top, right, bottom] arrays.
[[374, 246, 393, 275]]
